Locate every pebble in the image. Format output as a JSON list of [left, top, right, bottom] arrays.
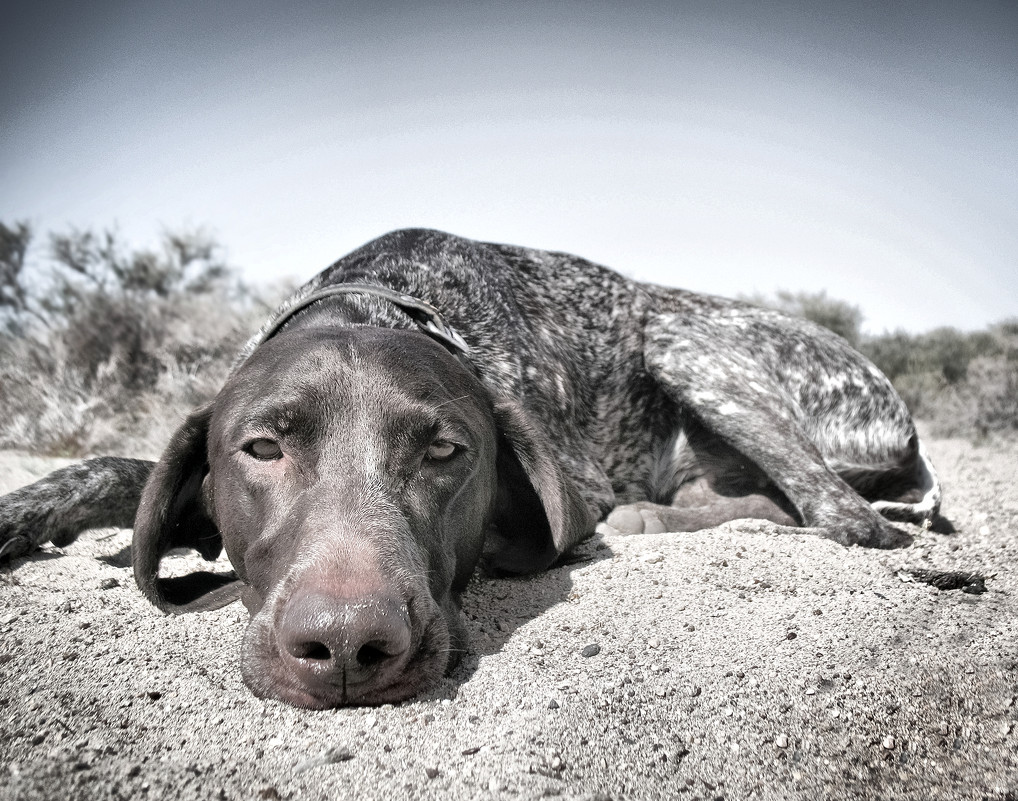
[[294, 746, 353, 773], [581, 644, 601, 658], [641, 552, 664, 564], [687, 686, 702, 698], [775, 734, 789, 748], [548, 699, 560, 710], [425, 766, 440, 779], [99, 578, 120, 590], [882, 736, 896, 750]]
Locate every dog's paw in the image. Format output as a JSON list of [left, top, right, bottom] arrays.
[[821, 512, 914, 550], [603, 503, 672, 535], [0, 482, 63, 563], [0, 531, 37, 562]]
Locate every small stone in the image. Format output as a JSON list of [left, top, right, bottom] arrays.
[[547, 699, 560, 710], [294, 746, 353, 773], [581, 643, 601, 658], [882, 736, 895, 750], [687, 686, 702, 698], [99, 578, 120, 590], [786, 632, 797, 640], [775, 734, 789, 748], [937, 722, 950, 736], [641, 551, 664, 564], [425, 766, 440, 779]]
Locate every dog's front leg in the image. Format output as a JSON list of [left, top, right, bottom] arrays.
[[0, 457, 153, 561]]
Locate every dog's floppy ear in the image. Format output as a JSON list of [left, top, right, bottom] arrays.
[[485, 399, 598, 574], [133, 403, 243, 613]]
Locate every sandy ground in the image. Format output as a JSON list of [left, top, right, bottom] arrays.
[[0, 432, 1016, 801]]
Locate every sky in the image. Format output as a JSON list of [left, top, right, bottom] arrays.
[[2, 0, 1015, 335]]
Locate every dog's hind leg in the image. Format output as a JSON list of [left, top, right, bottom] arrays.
[[603, 425, 798, 535], [0, 457, 153, 561], [641, 310, 913, 548]]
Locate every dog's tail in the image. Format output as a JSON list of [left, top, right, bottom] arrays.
[[870, 437, 942, 527]]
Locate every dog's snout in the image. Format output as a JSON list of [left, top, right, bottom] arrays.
[[277, 590, 412, 697]]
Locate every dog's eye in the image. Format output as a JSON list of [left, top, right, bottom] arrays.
[[246, 439, 283, 460], [426, 441, 458, 462]]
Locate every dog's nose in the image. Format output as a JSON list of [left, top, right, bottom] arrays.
[[277, 590, 412, 696]]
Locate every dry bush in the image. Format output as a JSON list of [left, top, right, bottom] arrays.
[[0, 222, 287, 458], [861, 322, 1017, 438]]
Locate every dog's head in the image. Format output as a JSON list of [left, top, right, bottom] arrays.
[[132, 326, 592, 707]]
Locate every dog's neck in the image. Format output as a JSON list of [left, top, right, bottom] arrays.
[[250, 283, 472, 358]]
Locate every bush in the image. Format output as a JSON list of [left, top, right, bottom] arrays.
[[860, 323, 1016, 437], [0, 222, 283, 457]]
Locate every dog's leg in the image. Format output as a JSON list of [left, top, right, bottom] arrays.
[[603, 495, 796, 535], [0, 457, 153, 561], [604, 428, 798, 534], [642, 312, 912, 548]]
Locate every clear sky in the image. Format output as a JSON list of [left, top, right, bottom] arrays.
[[2, 0, 1015, 334]]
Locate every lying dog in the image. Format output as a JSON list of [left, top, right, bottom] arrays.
[[0, 229, 940, 708]]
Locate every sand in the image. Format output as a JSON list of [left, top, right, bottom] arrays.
[[1, 432, 1016, 800]]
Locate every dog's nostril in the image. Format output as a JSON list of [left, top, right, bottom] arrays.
[[356, 642, 391, 668], [293, 641, 332, 662]]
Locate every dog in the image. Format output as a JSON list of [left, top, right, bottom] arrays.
[[0, 228, 941, 708]]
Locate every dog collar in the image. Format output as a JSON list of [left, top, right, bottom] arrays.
[[257, 283, 472, 357]]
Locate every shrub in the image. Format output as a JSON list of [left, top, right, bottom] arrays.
[[0, 222, 284, 457]]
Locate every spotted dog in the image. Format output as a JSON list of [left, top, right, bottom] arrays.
[[0, 229, 940, 708]]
